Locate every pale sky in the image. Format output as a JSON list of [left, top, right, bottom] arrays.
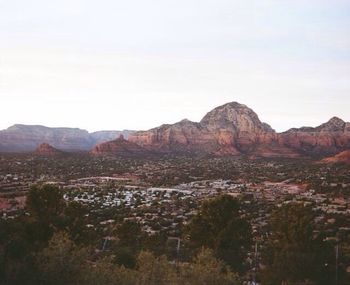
[[0, 0, 349, 132]]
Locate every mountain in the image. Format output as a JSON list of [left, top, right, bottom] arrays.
[[0, 124, 134, 152], [128, 102, 350, 157], [321, 150, 350, 164], [129, 102, 294, 157], [2, 103, 350, 157], [91, 135, 148, 156], [199, 102, 278, 154], [280, 117, 350, 156], [34, 143, 64, 156], [129, 102, 275, 155]]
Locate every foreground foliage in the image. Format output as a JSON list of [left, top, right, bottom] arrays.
[[184, 195, 252, 273], [0, 186, 241, 285], [1, 185, 349, 284], [261, 203, 334, 285], [4, 231, 240, 285]]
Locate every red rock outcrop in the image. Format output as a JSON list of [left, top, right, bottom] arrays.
[[199, 102, 278, 153], [321, 150, 350, 164], [34, 143, 63, 156], [128, 102, 296, 157], [91, 135, 148, 156], [280, 117, 350, 156], [129, 102, 350, 157], [3, 102, 350, 158]]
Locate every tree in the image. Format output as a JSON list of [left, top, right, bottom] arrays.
[[215, 218, 252, 272], [64, 202, 97, 245], [26, 184, 65, 226], [0, 219, 38, 285], [261, 203, 333, 285], [184, 195, 252, 272], [0, 184, 70, 285], [81, 257, 137, 285], [114, 247, 136, 269], [141, 232, 167, 256], [26, 185, 94, 246], [116, 220, 143, 249], [137, 251, 177, 285], [36, 232, 88, 285], [180, 248, 240, 285]]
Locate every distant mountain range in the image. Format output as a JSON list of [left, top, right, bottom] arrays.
[[2, 102, 350, 159], [0, 124, 134, 152], [117, 102, 349, 158]]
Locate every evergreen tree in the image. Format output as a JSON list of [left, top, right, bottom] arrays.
[[261, 203, 333, 285], [185, 195, 252, 272]]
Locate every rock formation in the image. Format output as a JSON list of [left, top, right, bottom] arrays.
[[2, 102, 350, 158], [280, 117, 350, 156], [0, 125, 134, 152], [128, 102, 296, 157], [34, 143, 63, 156], [129, 102, 350, 157], [321, 150, 350, 164], [91, 135, 148, 156]]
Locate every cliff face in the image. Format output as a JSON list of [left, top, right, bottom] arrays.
[[127, 119, 221, 154], [128, 102, 283, 156], [128, 103, 350, 157], [0, 125, 134, 152], [280, 117, 350, 155], [199, 102, 277, 153]]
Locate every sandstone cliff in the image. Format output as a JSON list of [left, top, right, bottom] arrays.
[[280, 117, 350, 156], [128, 102, 350, 157], [0, 125, 134, 152], [128, 102, 293, 157]]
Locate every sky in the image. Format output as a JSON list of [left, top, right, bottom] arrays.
[[0, 0, 350, 132]]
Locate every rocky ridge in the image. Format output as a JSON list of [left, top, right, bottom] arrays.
[[128, 102, 279, 155], [128, 102, 350, 157], [2, 102, 350, 158], [0, 125, 134, 152], [280, 117, 350, 156]]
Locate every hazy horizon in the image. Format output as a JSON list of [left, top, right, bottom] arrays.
[[1, 99, 349, 134], [1, 0, 350, 132]]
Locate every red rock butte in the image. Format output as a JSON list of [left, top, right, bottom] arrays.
[[127, 102, 350, 158], [91, 135, 147, 156], [34, 143, 63, 156]]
